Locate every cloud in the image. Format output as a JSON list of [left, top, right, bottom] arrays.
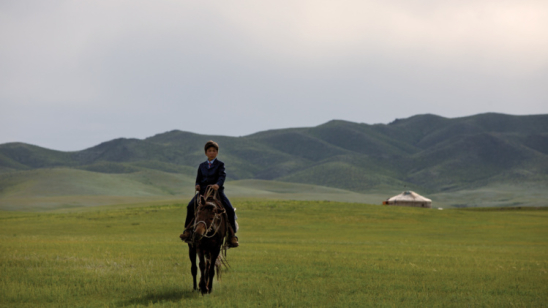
[[1, 0, 547, 150], [210, 1, 548, 72]]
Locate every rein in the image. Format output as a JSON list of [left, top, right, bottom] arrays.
[[193, 186, 225, 239], [194, 205, 223, 238]]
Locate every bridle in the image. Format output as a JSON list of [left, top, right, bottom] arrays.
[[193, 200, 224, 239]]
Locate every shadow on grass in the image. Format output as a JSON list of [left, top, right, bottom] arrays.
[[119, 288, 199, 306]]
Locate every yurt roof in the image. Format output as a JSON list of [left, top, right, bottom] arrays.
[[388, 191, 432, 202]]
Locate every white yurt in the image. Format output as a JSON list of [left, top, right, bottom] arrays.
[[384, 191, 432, 208]]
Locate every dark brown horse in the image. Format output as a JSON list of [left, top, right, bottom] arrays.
[[187, 193, 229, 294]]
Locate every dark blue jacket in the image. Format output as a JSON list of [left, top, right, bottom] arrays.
[[195, 159, 226, 194], [188, 159, 237, 229]]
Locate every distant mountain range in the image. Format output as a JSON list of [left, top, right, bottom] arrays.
[[1, 113, 547, 208]]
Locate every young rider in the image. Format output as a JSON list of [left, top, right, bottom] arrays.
[[179, 140, 239, 247]]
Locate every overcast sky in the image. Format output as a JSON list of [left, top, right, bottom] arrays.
[[1, 1, 547, 151]]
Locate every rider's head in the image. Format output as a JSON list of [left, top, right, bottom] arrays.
[[204, 140, 219, 153], [204, 140, 219, 161]]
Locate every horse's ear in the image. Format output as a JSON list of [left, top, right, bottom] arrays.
[[200, 196, 206, 206]]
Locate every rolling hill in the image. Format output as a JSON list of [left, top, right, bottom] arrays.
[[1, 113, 547, 209]]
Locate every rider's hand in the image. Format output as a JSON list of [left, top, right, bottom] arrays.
[[195, 185, 200, 191], [211, 184, 219, 191]]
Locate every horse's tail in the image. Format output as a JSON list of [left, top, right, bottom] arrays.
[[215, 250, 231, 281], [215, 215, 232, 281]]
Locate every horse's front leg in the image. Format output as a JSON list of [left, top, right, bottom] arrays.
[[207, 246, 221, 293], [188, 244, 197, 291], [198, 250, 208, 294]]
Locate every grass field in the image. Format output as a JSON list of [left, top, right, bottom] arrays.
[[1, 200, 547, 307]]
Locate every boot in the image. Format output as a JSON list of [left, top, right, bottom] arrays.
[[179, 229, 193, 243], [228, 235, 239, 248], [180, 216, 195, 243], [227, 225, 239, 248]]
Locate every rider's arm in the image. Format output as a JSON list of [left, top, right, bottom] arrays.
[[216, 162, 226, 188], [195, 164, 203, 189]]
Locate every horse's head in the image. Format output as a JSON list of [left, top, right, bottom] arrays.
[[194, 196, 225, 239]]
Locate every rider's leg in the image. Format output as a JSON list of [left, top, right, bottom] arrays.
[[219, 191, 237, 233], [180, 195, 197, 241], [185, 197, 197, 227], [219, 191, 239, 247]]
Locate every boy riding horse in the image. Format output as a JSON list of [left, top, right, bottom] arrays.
[[180, 140, 239, 248]]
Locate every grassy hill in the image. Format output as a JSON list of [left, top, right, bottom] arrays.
[[1, 113, 547, 209]]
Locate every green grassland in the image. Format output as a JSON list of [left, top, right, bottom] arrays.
[[1, 200, 547, 307], [0, 168, 379, 211], [1, 167, 547, 212]]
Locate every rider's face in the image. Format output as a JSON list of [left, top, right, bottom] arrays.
[[206, 148, 218, 161]]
